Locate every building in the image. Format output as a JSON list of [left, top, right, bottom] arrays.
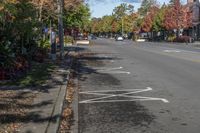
[[187, 0, 200, 40]]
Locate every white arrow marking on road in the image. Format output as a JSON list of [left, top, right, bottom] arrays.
[[79, 87, 169, 104]]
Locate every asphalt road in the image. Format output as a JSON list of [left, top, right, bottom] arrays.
[[77, 39, 200, 133]]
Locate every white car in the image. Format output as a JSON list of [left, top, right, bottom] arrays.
[[116, 36, 124, 41]]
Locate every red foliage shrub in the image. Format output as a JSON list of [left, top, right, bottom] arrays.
[[173, 36, 194, 43]]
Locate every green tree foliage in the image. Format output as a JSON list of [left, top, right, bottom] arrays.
[[113, 3, 134, 19], [90, 3, 136, 34], [91, 0, 193, 41], [0, 0, 39, 53], [152, 5, 167, 31], [90, 16, 117, 33], [138, 0, 156, 16], [64, 3, 90, 30], [123, 13, 138, 33], [101, 15, 115, 32], [0, 0, 90, 70]]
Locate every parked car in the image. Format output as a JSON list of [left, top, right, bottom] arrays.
[[115, 36, 124, 41], [91, 35, 97, 40], [76, 35, 83, 40], [83, 36, 88, 40]]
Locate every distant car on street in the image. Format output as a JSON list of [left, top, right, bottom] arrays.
[[83, 36, 88, 40], [91, 35, 97, 40], [115, 36, 124, 41], [75, 34, 89, 45]]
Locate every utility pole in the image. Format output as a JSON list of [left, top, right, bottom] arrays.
[[58, 0, 64, 59], [122, 17, 124, 36], [50, 18, 52, 46]]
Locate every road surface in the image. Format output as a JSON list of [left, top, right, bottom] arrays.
[[76, 39, 200, 133]]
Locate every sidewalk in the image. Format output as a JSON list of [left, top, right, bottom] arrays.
[[19, 55, 72, 133], [0, 51, 74, 133]]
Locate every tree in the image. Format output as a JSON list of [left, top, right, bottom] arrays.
[[30, 0, 83, 22], [152, 4, 167, 32], [132, 13, 142, 32], [141, 6, 159, 32], [111, 20, 120, 33], [90, 18, 100, 33], [113, 3, 134, 19], [0, 0, 39, 50], [138, 0, 156, 16], [163, 0, 192, 35], [123, 13, 138, 33], [113, 3, 134, 34], [64, 3, 90, 30]]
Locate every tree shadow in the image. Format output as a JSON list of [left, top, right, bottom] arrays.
[[73, 46, 156, 132], [67, 46, 121, 82], [79, 101, 155, 132], [0, 45, 120, 131]]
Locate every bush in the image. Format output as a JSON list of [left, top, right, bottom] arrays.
[[173, 36, 194, 43], [39, 39, 50, 49], [64, 36, 74, 44], [32, 47, 47, 63], [167, 34, 176, 42], [132, 34, 139, 41]]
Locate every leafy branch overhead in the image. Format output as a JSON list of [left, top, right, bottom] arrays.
[[0, 0, 90, 73]]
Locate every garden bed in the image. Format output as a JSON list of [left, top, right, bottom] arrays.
[[0, 60, 55, 87]]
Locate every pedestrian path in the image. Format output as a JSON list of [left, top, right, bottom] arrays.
[[20, 56, 72, 133]]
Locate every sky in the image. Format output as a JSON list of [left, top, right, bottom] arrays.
[[87, 0, 187, 18]]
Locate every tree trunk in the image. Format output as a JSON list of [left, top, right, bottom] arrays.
[[58, 0, 64, 59], [39, 0, 45, 22]]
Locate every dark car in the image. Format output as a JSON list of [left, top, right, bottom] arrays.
[[91, 35, 97, 40]]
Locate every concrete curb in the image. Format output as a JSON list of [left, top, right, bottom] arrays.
[[71, 77, 79, 133], [46, 60, 74, 133], [45, 73, 69, 133]]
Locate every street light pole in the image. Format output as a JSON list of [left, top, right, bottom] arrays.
[[58, 0, 64, 59]]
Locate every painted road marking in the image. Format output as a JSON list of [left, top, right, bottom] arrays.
[[94, 67, 123, 71], [97, 70, 131, 74], [79, 87, 169, 104], [164, 50, 181, 53], [162, 47, 200, 54], [94, 66, 131, 75]]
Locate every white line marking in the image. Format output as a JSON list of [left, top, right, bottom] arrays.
[[79, 88, 149, 93], [180, 49, 199, 54], [162, 47, 200, 54], [97, 70, 130, 74], [93, 66, 130, 74], [118, 95, 169, 103], [80, 87, 152, 103], [80, 99, 169, 104], [95, 67, 123, 71], [164, 50, 180, 53], [79, 87, 169, 103]]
